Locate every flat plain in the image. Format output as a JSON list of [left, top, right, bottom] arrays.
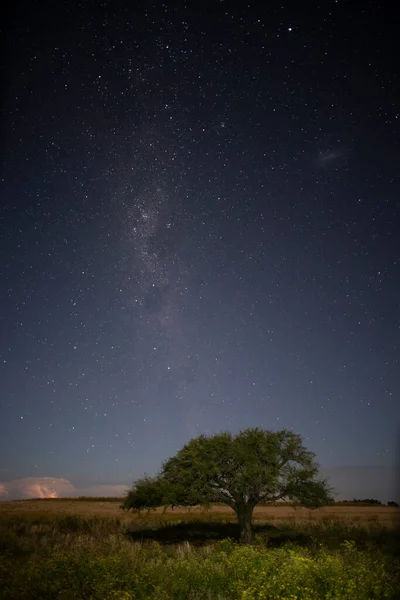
[[1, 498, 399, 526]]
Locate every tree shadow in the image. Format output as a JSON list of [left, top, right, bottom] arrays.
[[124, 520, 312, 548]]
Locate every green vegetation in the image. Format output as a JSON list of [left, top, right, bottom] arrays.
[[122, 428, 333, 543], [0, 511, 399, 599]]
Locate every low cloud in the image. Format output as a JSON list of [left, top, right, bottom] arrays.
[[0, 477, 128, 501], [321, 466, 400, 503]]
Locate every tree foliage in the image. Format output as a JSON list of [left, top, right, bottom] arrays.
[[121, 476, 165, 513], [122, 428, 334, 542]]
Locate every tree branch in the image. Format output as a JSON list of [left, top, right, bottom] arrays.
[[210, 481, 236, 509]]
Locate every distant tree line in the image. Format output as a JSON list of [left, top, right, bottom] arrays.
[[30, 495, 399, 507], [336, 499, 399, 507]]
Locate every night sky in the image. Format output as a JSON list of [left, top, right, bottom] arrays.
[[1, 1, 399, 502]]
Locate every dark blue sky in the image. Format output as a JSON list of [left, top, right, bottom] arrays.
[[1, 0, 399, 502]]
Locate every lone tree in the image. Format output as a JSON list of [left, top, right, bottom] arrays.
[[122, 428, 333, 543]]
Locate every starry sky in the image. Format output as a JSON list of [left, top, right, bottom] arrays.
[[1, 1, 399, 502]]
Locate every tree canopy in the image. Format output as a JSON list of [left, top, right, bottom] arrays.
[[122, 428, 333, 543]]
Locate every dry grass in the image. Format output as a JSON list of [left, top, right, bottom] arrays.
[[1, 499, 399, 526]]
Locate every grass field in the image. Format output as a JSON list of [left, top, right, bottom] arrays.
[[1, 500, 399, 599], [1, 498, 399, 526]]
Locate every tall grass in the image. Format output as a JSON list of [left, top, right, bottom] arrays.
[[0, 513, 399, 599]]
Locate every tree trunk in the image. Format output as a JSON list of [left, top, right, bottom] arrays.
[[235, 501, 255, 544]]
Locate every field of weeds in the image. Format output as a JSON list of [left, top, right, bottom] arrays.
[[0, 500, 399, 599]]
